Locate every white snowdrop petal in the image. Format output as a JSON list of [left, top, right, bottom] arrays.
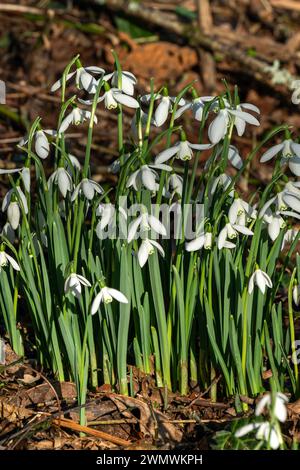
[[138, 241, 149, 267], [155, 145, 179, 164], [288, 156, 300, 176], [148, 215, 167, 236], [174, 102, 192, 120], [229, 109, 260, 126], [255, 394, 271, 416], [228, 146, 243, 169], [113, 91, 140, 108], [217, 227, 228, 249], [235, 423, 258, 438], [35, 131, 50, 159], [128, 215, 143, 243], [76, 274, 91, 287], [7, 203, 20, 230], [59, 112, 74, 134], [108, 288, 128, 304], [149, 239, 165, 257], [208, 111, 227, 144], [51, 72, 75, 92], [155, 98, 170, 127], [5, 253, 20, 271], [248, 273, 255, 294], [260, 143, 284, 163], [282, 192, 300, 213], [91, 292, 103, 315], [241, 103, 260, 114], [234, 116, 246, 137], [291, 142, 300, 157], [274, 398, 287, 423], [185, 235, 205, 252]]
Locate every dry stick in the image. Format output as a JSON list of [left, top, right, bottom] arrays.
[[52, 416, 131, 447], [94, 0, 292, 97]]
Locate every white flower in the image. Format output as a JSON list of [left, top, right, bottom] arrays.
[[0, 250, 20, 271], [255, 392, 288, 423], [2, 187, 28, 219], [91, 286, 128, 315], [175, 95, 214, 121], [218, 222, 253, 249], [21, 167, 31, 192], [229, 198, 257, 225], [95, 204, 127, 239], [155, 140, 211, 164], [59, 107, 97, 134], [209, 173, 234, 197], [262, 209, 286, 241], [281, 228, 298, 250], [80, 88, 139, 109], [185, 232, 212, 251], [128, 212, 166, 242], [235, 422, 283, 450], [51, 66, 105, 93], [48, 167, 73, 198], [7, 202, 20, 230], [19, 129, 56, 160], [126, 163, 171, 192], [165, 173, 183, 198], [72, 178, 103, 201], [208, 103, 260, 144], [103, 70, 137, 96], [138, 238, 165, 267], [141, 93, 185, 127], [260, 139, 300, 176], [293, 284, 300, 306], [64, 273, 91, 298], [248, 268, 272, 294]]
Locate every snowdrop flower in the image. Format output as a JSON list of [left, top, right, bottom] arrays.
[[293, 284, 300, 306], [235, 392, 287, 450], [51, 66, 105, 94], [2, 187, 28, 227], [210, 173, 234, 197], [20, 129, 56, 160], [248, 268, 272, 294], [64, 273, 91, 299], [95, 204, 127, 238], [255, 392, 288, 423], [165, 173, 183, 198], [126, 163, 172, 192], [72, 178, 103, 201], [91, 286, 128, 315], [235, 422, 283, 450], [138, 238, 165, 268], [103, 70, 137, 96], [80, 84, 139, 109], [59, 107, 97, 134], [0, 249, 20, 272], [263, 209, 286, 241], [281, 228, 298, 250], [155, 138, 211, 164], [185, 231, 212, 251], [67, 154, 81, 173], [128, 212, 166, 242], [208, 102, 259, 144], [0, 166, 30, 193], [218, 222, 253, 249], [7, 202, 20, 230], [48, 167, 73, 198], [260, 138, 300, 176], [229, 197, 257, 225], [141, 90, 185, 127], [175, 95, 214, 121]]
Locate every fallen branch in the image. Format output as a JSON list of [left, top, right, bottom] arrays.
[[52, 416, 131, 447]]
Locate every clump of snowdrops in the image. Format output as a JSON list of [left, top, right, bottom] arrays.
[[1, 53, 300, 426]]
